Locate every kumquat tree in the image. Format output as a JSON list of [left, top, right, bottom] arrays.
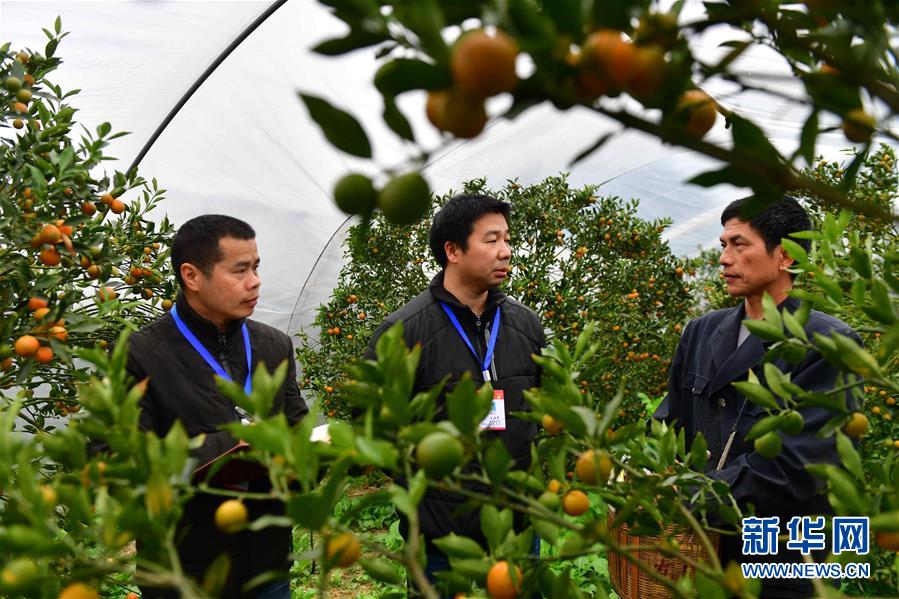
[[293, 0, 897, 597], [0, 2, 898, 599]]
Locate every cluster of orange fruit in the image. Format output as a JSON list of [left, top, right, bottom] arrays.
[[426, 29, 519, 139], [78, 186, 126, 217], [4, 56, 37, 131], [574, 28, 717, 137], [868, 388, 897, 429], [97, 189, 126, 215], [29, 218, 73, 267], [8, 297, 66, 366]]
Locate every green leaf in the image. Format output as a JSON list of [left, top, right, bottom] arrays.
[[320, 0, 379, 21], [298, 94, 372, 158], [831, 332, 881, 378], [201, 553, 232, 596], [408, 470, 427, 508], [532, 517, 559, 546], [437, 0, 482, 25], [559, 533, 588, 557], [745, 415, 782, 442], [447, 557, 490, 583], [446, 375, 478, 435], [691, 433, 708, 470], [394, 0, 448, 63], [287, 493, 330, 529], [864, 280, 897, 325], [481, 504, 510, 552], [797, 110, 818, 166], [246, 515, 294, 531], [58, 145, 74, 173], [374, 59, 451, 95], [708, 40, 751, 75], [433, 533, 486, 558], [835, 431, 863, 481], [225, 419, 286, 455], [543, 0, 582, 37], [359, 558, 403, 585], [782, 310, 809, 343], [849, 247, 872, 280], [815, 413, 850, 441], [28, 165, 47, 190], [743, 319, 785, 342], [509, 0, 559, 50], [659, 424, 676, 467], [824, 465, 868, 515], [483, 439, 513, 485], [689, 165, 757, 188], [569, 133, 615, 168], [730, 115, 781, 166], [877, 325, 899, 363], [781, 238, 808, 265], [572, 406, 600, 438], [761, 294, 784, 332], [382, 95, 415, 142], [354, 437, 399, 468], [695, 569, 726, 599], [388, 484, 416, 518], [840, 149, 868, 192], [733, 379, 778, 411], [313, 30, 388, 56], [763, 363, 790, 400], [506, 470, 544, 495], [588, 0, 640, 31], [869, 511, 899, 532]]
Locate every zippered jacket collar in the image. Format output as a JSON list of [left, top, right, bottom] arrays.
[[428, 271, 506, 319]]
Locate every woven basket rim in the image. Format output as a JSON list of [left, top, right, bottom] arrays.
[[606, 509, 720, 599]]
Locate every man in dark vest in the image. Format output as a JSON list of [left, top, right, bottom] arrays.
[[654, 196, 859, 598], [128, 214, 307, 598], [365, 194, 546, 594]]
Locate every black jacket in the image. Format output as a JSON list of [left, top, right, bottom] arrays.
[[654, 297, 858, 598], [365, 272, 546, 552], [127, 295, 307, 597]]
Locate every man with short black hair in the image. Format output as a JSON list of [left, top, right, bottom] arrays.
[[365, 193, 545, 593], [654, 196, 859, 598], [129, 214, 307, 598]]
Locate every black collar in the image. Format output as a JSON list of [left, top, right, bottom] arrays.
[[428, 271, 506, 318], [174, 293, 245, 341]]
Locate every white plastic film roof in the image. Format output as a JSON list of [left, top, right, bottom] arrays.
[[1, 0, 881, 335]]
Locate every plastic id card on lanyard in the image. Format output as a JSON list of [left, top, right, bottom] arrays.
[[439, 302, 505, 430], [170, 304, 253, 397], [480, 389, 506, 430]]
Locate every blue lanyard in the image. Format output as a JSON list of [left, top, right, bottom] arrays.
[[171, 304, 252, 395], [440, 302, 500, 381]]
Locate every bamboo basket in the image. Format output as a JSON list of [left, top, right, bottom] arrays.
[[607, 510, 720, 599]]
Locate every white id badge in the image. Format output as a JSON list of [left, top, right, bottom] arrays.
[[479, 390, 506, 430]]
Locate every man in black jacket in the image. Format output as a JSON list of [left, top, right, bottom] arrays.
[[654, 196, 859, 598], [364, 194, 545, 592], [128, 215, 307, 598]]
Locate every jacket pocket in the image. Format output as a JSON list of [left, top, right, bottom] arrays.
[[686, 372, 710, 397]]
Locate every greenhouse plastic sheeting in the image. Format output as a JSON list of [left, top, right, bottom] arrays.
[[1, 0, 877, 337]]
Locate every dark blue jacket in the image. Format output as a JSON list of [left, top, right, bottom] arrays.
[[654, 297, 858, 597]]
